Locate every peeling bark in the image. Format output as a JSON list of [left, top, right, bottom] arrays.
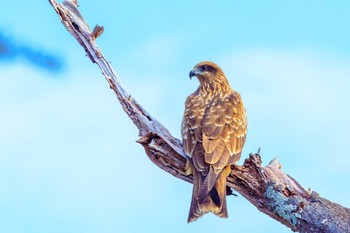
[[48, 1, 350, 232]]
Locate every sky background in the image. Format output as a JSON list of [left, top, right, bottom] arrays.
[[1, 1, 350, 232]]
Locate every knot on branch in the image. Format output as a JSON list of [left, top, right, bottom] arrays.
[[243, 153, 263, 166], [137, 132, 191, 183], [262, 158, 311, 200]]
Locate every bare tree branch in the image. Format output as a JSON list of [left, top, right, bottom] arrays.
[[48, 1, 350, 232]]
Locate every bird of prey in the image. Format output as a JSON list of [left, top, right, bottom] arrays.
[[181, 61, 247, 222]]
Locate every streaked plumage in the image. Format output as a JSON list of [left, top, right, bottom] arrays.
[[181, 61, 247, 222]]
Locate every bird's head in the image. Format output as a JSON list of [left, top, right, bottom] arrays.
[[189, 61, 227, 86]]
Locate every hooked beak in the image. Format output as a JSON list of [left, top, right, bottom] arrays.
[[189, 70, 197, 79]]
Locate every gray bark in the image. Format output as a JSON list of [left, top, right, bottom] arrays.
[[48, 1, 350, 232]]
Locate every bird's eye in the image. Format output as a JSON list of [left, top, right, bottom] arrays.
[[202, 65, 208, 71]]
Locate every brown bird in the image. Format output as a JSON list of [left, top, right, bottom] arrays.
[[181, 61, 247, 222]]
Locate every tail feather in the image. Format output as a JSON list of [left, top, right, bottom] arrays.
[[187, 166, 230, 222], [209, 187, 220, 207], [198, 166, 218, 202]]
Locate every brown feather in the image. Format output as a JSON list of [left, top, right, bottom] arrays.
[[204, 140, 226, 164], [202, 135, 221, 154], [212, 146, 231, 170], [209, 125, 225, 139], [191, 143, 208, 173], [182, 61, 247, 222]]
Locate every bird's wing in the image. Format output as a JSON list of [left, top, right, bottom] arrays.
[[182, 94, 203, 156], [202, 91, 247, 172], [182, 91, 247, 197]]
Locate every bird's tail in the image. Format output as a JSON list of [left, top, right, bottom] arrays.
[[187, 166, 230, 223]]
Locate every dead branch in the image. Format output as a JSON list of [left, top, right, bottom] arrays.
[[48, 1, 350, 232]]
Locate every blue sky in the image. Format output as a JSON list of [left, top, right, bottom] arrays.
[[1, 1, 350, 232]]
